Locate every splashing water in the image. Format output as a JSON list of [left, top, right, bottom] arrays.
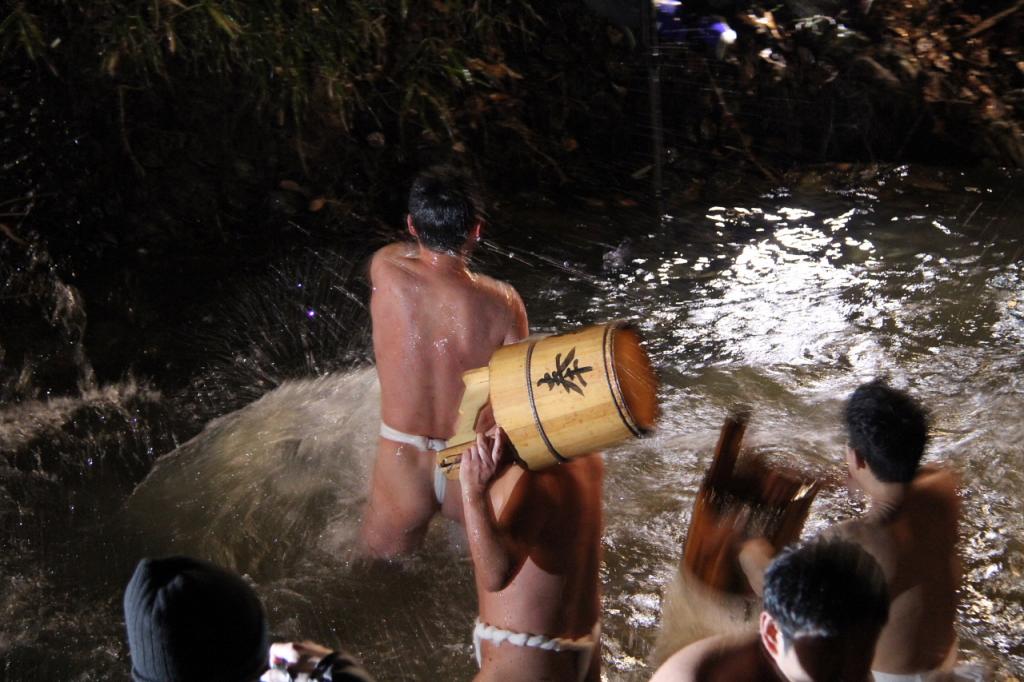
[[125, 367, 380, 574], [183, 250, 372, 424], [1, 167, 1022, 680]]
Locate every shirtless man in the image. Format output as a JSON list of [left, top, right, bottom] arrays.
[[460, 429, 603, 682], [360, 166, 529, 558], [653, 538, 889, 682], [740, 380, 962, 680]]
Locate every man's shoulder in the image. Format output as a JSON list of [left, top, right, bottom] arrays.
[[912, 465, 959, 496], [370, 243, 420, 282], [490, 461, 592, 519], [652, 633, 757, 682], [462, 273, 525, 332], [472, 272, 521, 298], [538, 454, 603, 489], [908, 467, 961, 528], [371, 242, 417, 266]]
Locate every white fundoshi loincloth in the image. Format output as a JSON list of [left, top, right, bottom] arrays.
[[379, 422, 448, 504]]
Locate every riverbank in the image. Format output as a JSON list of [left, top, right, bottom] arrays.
[[2, 0, 1022, 402]]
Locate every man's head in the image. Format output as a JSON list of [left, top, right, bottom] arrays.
[[844, 379, 929, 483], [407, 165, 484, 254], [123, 556, 269, 682], [760, 538, 889, 682]]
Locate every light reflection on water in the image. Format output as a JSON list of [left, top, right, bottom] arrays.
[[1, 170, 1021, 680], [488, 174, 1023, 679]]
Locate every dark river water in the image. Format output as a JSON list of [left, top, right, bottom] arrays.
[[1, 165, 1022, 680]]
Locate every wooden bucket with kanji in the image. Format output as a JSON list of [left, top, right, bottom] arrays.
[[437, 321, 659, 476]]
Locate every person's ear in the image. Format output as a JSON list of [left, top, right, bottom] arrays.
[[406, 214, 417, 238], [471, 221, 483, 242], [760, 612, 782, 657], [847, 446, 867, 471]]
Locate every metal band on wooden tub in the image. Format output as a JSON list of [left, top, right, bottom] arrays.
[[604, 322, 646, 437], [524, 340, 569, 465]]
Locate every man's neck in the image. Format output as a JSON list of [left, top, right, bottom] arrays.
[[418, 244, 469, 273], [864, 479, 907, 523]]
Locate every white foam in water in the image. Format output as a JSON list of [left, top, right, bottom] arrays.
[[122, 366, 480, 680], [125, 366, 381, 573]]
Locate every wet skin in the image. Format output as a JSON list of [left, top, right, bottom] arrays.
[[360, 228, 528, 558], [836, 460, 961, 674], [461, 433, 604, 682], [651, 621, 880, 682], [739, 459, 961, 676], [652, 633, 790, 682]]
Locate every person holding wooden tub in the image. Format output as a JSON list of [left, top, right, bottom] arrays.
[[460, 428, 604, 682], [442, 321, 656, 680]]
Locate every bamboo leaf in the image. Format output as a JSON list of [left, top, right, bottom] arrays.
[[0, 10, 19, 41], [205, 3, 241, 39], [10, 8, 46, 61]]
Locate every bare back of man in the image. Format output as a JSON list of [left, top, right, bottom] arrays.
[[834, 465, 961, 675], [461, 434, 604, 682], [361, 241, 528, 557], [652, 633, 780, 682]]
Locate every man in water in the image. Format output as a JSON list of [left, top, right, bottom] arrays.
[[460, 429, 603, 681], [360, 166, 529, 557], [652, 538, 889, 681], [740, 380, 963, 680]]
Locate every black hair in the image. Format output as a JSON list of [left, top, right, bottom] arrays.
[[408, 165, 484, 253], [763, 538, 889, 642], [844, 379, 929, 483]]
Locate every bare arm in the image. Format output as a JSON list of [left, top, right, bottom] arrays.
[[460, 430, 515, 592], [502, 285, 529, 345], [737, 537, 775, 598]]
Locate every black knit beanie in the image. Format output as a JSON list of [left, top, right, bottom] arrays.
[[123, 556, 269, 682]]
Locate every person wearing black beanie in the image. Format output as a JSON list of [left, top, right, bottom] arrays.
[[123, 556, 376, 682], [123, 556, 270, 682]]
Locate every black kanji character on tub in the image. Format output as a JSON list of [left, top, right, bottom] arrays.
[[537, 347, 593, 395]]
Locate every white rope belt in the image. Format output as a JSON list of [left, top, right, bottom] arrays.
[[473, 619, 596, 653]]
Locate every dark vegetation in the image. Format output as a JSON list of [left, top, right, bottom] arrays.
[[1, 0, 1022, 401]]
